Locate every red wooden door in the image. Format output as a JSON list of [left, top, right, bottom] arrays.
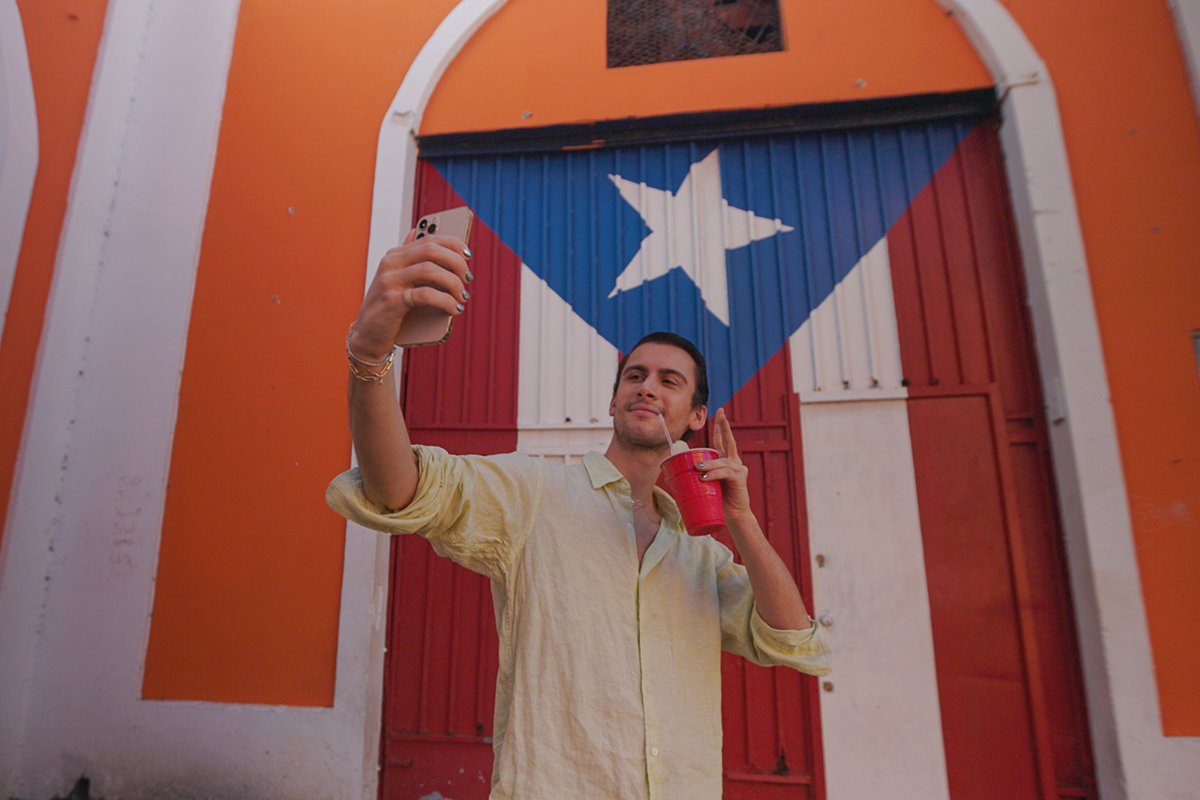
[[377, 111, 1097, 800], [714, 349, 824, 799], [890, 121, 1097, 800]]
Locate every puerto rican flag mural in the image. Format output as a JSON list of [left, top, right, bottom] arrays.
[[390, 118, 1093, 800], [423, 120, 970, 414]]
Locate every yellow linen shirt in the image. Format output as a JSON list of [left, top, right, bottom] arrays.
[[327, 446, 830, 800]]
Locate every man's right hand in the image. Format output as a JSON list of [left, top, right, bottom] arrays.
[[346, 230, 472, 511], [349, 230, 473, 359]]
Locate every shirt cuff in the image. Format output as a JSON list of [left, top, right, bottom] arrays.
[[749, 605, 832, 675], [325, 446, 450, 534]]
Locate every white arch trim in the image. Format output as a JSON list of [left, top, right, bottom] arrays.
[[366, 0, 511, 283], [347, 2, 513, 794], [362, 1, 1200, 798], [0, 0, 39, 346]]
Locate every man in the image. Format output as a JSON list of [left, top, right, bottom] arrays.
[[327, 231, 830, 799]]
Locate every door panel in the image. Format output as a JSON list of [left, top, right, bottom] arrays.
[[892, 122, 1097, 800], [907, 393, 1044, 799], [714, 347, 823, 797]]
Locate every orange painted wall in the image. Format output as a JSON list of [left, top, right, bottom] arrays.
[[1002, 0, 1200, 735], [1, 1, 108, 550], [142, 0, 461, 705], [423, 0, 991, 134]]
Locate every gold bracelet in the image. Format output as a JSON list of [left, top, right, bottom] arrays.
[[346, 325, 397, 383]]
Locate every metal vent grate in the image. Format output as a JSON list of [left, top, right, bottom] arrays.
[[607, 0, 784, 68]]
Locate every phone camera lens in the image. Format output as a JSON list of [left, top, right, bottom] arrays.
[[418, 219, 428, 229], [428, 223, 438, 233]]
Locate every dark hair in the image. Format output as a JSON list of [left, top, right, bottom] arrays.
[[612, 331, 709, 410]]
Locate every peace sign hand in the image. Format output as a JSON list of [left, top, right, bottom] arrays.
[[698, 408, 753, 523]]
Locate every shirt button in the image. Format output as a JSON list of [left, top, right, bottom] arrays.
[[650, 747, 660, 758]]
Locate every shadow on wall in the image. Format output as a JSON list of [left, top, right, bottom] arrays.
[[9, 776, 98, 800]]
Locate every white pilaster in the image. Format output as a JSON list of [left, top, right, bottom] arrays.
[[0, 0, 39, 344]]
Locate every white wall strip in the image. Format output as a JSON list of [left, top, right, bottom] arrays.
[[803, 400, 950, 800], [368, 0, 511, 291], [0, 0, 39, 346], [0, 3, 369, 798]]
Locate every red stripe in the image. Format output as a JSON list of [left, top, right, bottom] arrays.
[[401, 161, 520, 455], [381, 161, 517, 798]]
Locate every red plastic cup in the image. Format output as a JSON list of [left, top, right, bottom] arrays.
[[660, 448, 725, 536]]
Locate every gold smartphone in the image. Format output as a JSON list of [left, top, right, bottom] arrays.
[[394, 207, 475, 347]]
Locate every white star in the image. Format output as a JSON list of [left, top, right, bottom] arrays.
[[607, 149, 794, 325]]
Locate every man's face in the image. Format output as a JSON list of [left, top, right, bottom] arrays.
[[609, 342, 708, 451]]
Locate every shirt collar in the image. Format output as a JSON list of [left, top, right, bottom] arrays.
[[582, 451, 683, 528], [582, 451, 624, 489]]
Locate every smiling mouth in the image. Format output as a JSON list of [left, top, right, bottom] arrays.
[[629, 404, 662, 416]]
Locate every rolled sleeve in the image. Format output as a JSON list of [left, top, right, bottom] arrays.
[[326, 445, 539, 580], [747, 606, 831, 676], [716, 544, 832, 676]]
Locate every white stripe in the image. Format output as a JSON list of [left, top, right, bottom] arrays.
[[792, 239, 948, 796], [0, 4, 345, 798], [802, 400, 951, 800], [788, 237, 907, 402], [516, 263, 616, 461]]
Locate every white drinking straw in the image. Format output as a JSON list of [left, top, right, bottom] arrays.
[[659, 412, 674, 449]]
